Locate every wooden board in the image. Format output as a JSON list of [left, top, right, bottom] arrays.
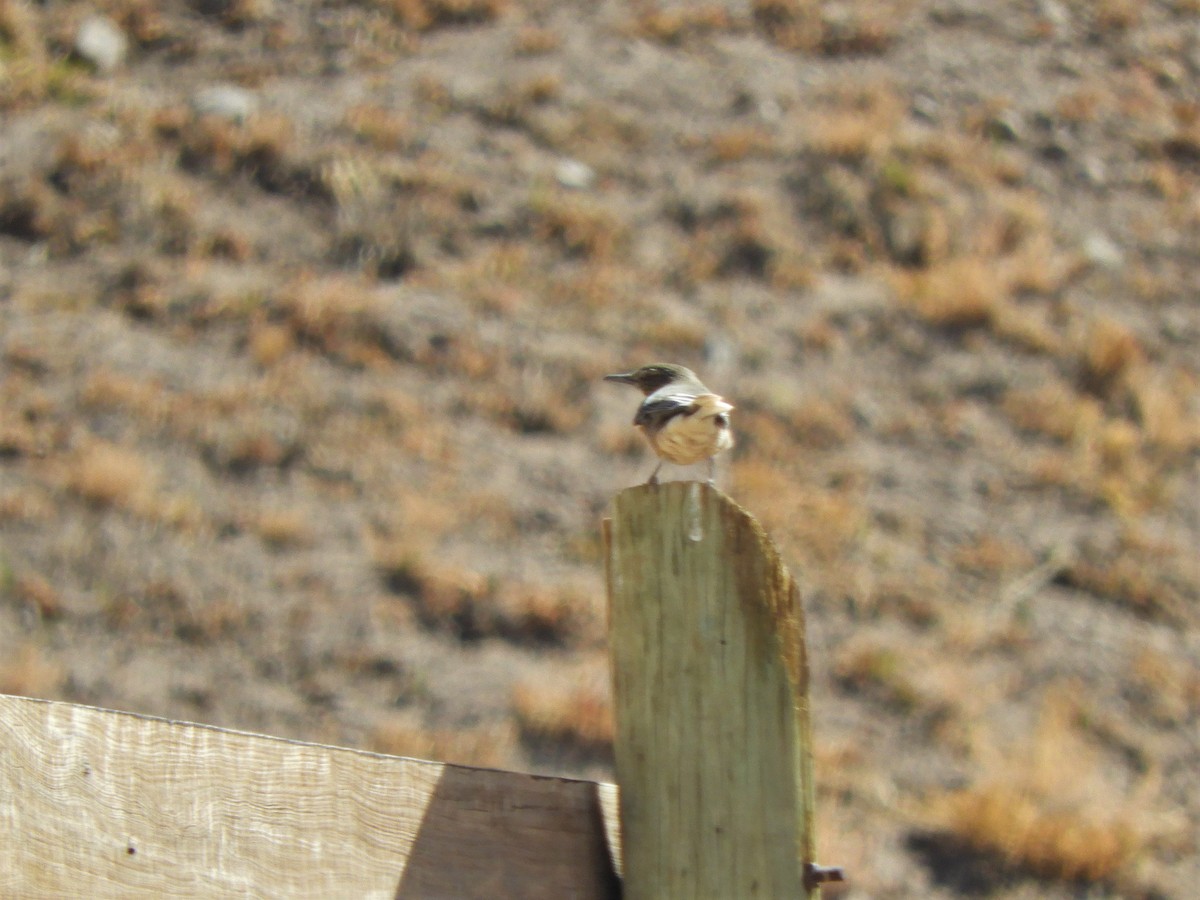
[[0, 694, 620, 898], [606, 482, 816, 899]]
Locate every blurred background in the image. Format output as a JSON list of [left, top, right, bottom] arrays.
[[1, 1, 1197, 896]]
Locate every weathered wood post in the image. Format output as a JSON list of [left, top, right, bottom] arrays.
[[0, 694, 622, 898], [605, 481, 830, 898]]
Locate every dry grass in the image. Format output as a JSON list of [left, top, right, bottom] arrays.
[[1003, 380, 1102, 444], [732, 458, 866, 569], [251, 507, 314, 549], [1095, 0, 1143, 31], [802, 83, 905, 159], [102, 579, 252, 644], [68, 440, 160, 510], [804, 107, 894, 162], [370, 713, 518, 768], [196, 407, 303, 476], [0, 409, 39, 460], [1005, 371, 1187, 515], [629, 5, 734, 45], [511, 659, 613, 759], [1079, 316, 1143, 398], [754, 0, 903, 56], [635, 315, 708, 356], [13, 572, 64, 619], [375, 552, 600, 646], [895, 256, 1004, 331], [0, 0, 46, 85], [990, 303, 1065, 355], [833, 635, 921, 710], [708, 126, 777, 164], [546, 101, 649, 160], [438, 242, 536, 315], [0, 642, 62, 697], [0, 0, 99, 110], [0, 486, 56, 524], [1131, 368, 1200, 458], [674, 190, 810, 286], [248, 322, 295, 367], [786, 397, 857, 450], [369, 0, 509, 31], [927, 687, 1152, 885], [512, 25, 561, 56], [1127, 644, 1200, 727], [530, 191, 625, 261], [952, 535, 1034, 577], [934, 784, 1143, 884], [492, 579, 602, 646], [541, 262, 644, 321], [458, 362, 595, 435], [342, 104, 411, 152], [480, 73, 562, 126], [176, 113, 303, 193], [82, 369, 175, 424], [751, 0, 821, 51], [277, 273, 378, 347], [270, 274, 415, 368], [863, 570, 945, 628], [82, 373, 317, 505], [597, 423, 647, 459], [1057, 532, 1190, 624]]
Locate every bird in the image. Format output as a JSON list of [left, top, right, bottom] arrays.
[[604, 363, 734, 485]]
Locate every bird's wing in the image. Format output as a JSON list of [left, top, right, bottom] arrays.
[[633, 391, 704, 428]]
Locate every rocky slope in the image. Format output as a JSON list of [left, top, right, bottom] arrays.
[[2, 1, 1197, 896]]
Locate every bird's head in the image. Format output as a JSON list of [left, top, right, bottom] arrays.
[[604, 363, 697, 395]]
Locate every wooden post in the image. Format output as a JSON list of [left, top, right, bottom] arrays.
[[0, 694, 621, 898], [605, 482, 818, 898]]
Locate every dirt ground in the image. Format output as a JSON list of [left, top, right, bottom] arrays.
[[1, 1, 1198, 897]]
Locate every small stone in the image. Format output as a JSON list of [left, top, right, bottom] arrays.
[[554, 159, 595, 190], [1083, 232, 1124, 269], [192, 85, 258, 123], [912, 93, 939, 122], [1040, 139, 1070, 162], [1161, 309, 1195, 344], [1080, 155, 1107, 186], [75, 16, 128, 73], [983, 112, 1021, 143], [1037, 0, 1070, 30], [757, 97, 783, 123]]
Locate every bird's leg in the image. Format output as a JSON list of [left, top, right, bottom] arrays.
[[707, 457, 716, 486], [646, 461, 662, 485]]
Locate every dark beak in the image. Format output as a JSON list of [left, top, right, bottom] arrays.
[[604, 372, 636, 385]]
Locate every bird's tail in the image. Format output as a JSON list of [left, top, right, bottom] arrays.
[[693, 394, 734, 417]]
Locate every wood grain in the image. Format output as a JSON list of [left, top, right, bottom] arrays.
[[606, 481, 816, 899], [0, 694, 620, 898]]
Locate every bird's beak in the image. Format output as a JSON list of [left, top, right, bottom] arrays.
[[604, 372, 636, 385]]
